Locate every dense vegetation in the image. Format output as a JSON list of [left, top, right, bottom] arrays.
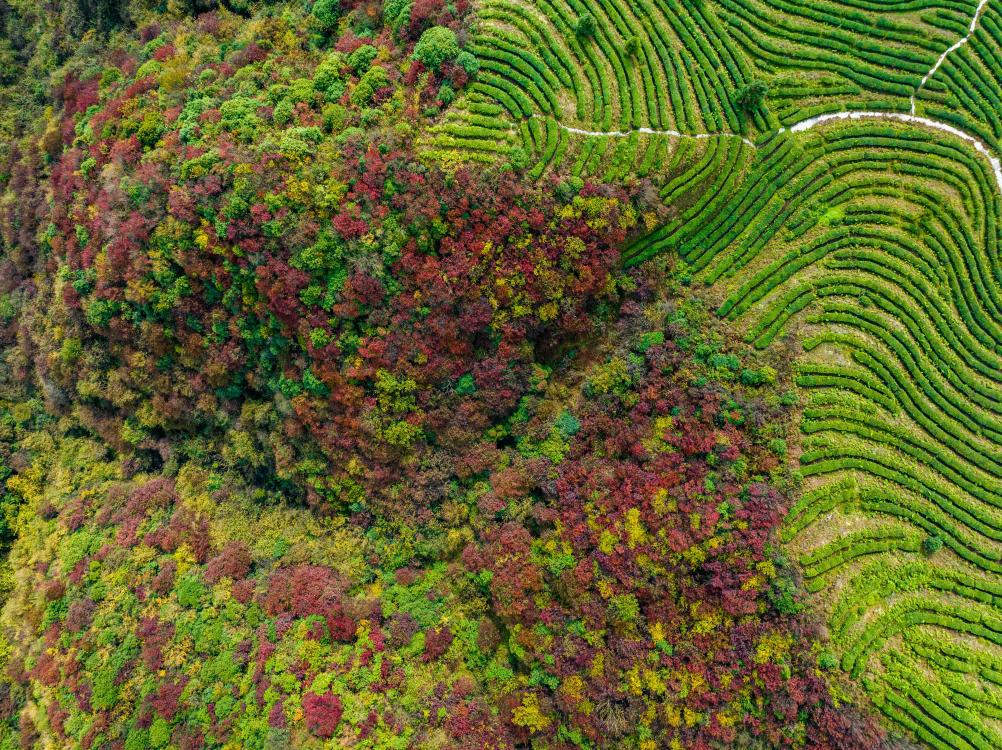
[[3, 0, 1001, 748], [0, 275, 884, 748], [431, 0, 1002, 748]]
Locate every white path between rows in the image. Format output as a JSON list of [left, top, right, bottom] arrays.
[[537, 0, 1002, 194], [547, 120, 758, 149], [911, 0, 992, 115], [784, 111, 1002, 193]]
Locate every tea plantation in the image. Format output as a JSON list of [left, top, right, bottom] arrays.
[[2, 0, 1001, 747]]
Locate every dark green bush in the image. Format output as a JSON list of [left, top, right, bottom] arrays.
[[575, 14, 596, 38], [413, 26, 460, 71]]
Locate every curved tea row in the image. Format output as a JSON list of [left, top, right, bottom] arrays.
[[424, 0, 982, 176], [628, 118, 1002, 749]]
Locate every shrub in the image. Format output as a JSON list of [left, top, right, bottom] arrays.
[[818, 651, 839, 671], [922, 534, 944, 555], [176, 575, 207, 608], [347, 44, 378, 73], [555, 176, 584, 202], [635, 331, 665, 353], [508, 146, 529, 170], [575, 14, 596, 38], [314, 52, 346, 95], [384, 0, 412, 31], [149, 717, 170, 748], [769, 573, 801, 615], [455, 373, 476, 395], [302, 691, 343, 738], [351, 66, 390, 105], [734, 80, 768, 112], [312, 0, 341, 31], [555, 410, 580, 438], [413, 26, 460, 71], [437, 83, 455, 105], [455, 50, 479, 76]]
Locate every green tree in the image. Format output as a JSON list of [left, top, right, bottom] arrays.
[[383, 0, 412, 31], [734, 80, 768, 113], [922, 534, 944, 556], [348, 44, 378, 73], [575, 14, 596, 38], [456, 50, 479, 76], [413, 26, 460, 71], [351, 66, 389, 105], [312, 0, 341, 31]]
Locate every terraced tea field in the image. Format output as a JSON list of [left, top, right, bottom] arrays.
[[432, 1, 1002, 747]]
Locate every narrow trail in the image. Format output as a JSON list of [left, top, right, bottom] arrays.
[[537, 0, 1002, 193], [545, 120, 757, 148], [911, 0, 991, 115], [784, 111, 1002, 193]]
